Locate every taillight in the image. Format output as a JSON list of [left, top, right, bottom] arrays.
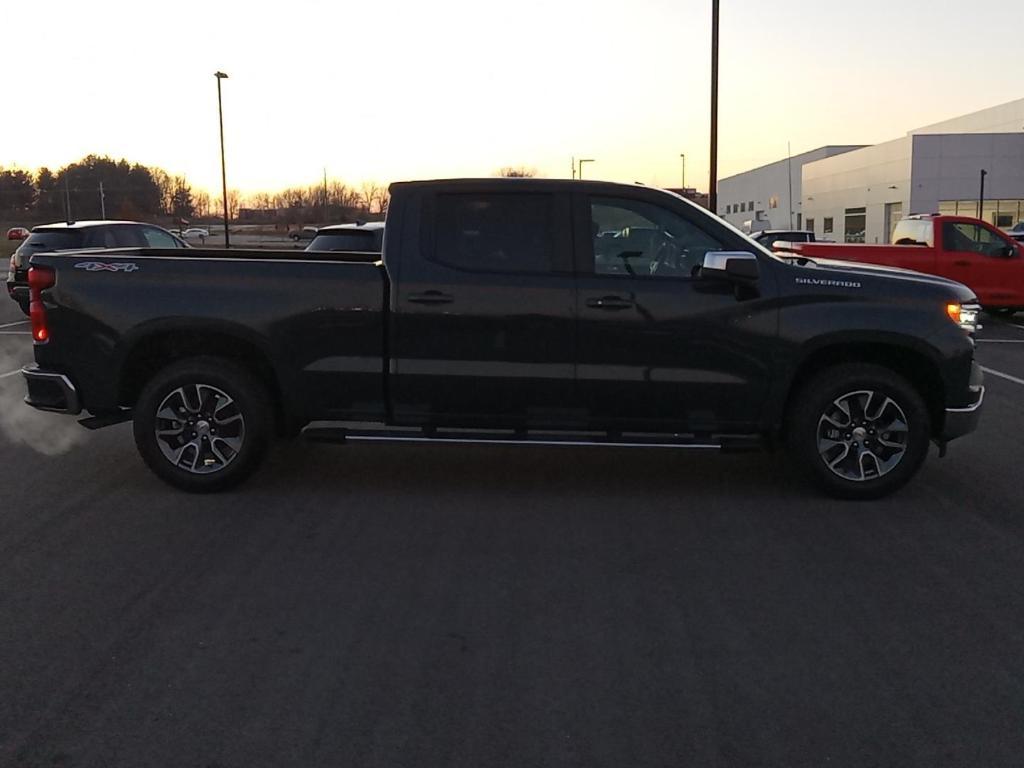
[[27, 266, 55, 343]]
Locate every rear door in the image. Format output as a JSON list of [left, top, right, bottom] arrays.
[[390, 186, 578, 427], [941, 220, 1024, 306], [575, 192, 778, 432]]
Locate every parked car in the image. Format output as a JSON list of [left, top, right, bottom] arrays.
[[7, 221, 188, 314], [6, 227, 30, 240], [289, 226, 318, 242], [180, 228, 210, 242], [306, 221, 385, 252], [20, 178, 983, 499], [748, 229, 816, 250], [787, 214, 1024, 313]]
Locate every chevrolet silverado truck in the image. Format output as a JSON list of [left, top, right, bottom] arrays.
[[785, 214, 1024, 314], [21, 179, 984, 498]]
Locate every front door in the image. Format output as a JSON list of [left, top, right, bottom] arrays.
[[575, 193, 778, 433], [941, 220, 1024, 307]]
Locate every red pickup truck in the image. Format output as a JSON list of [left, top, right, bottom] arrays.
[[786, 215, 1024, 314]]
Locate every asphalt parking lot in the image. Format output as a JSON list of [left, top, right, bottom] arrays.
[[2, 298, 1024, 767]]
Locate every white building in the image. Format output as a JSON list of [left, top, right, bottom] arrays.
[[718, 146, 864, 233], [719, 98, 1024, 244]]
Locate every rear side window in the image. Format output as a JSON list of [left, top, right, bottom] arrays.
[[432, 193, 553, 273], [20, 231, 84, 251], [308, 231, 379, 252], [892, 219, 933, 246]]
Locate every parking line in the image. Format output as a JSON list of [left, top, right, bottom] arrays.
[[0, 331, 31, 336], [981, 366, 1024, 387], [0, 320, 29, 329], [976, 339, 1024, 344], [0, 369, 23, 380]]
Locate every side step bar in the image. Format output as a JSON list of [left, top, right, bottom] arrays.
[[302, 425, 764, 453]]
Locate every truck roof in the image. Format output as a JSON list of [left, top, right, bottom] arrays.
[[390, 178, 668, 195], [33, 220, 150, 230]]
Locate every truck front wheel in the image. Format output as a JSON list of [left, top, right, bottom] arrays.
[[133, 357, 272, 492], [787, 364, 931, 500]]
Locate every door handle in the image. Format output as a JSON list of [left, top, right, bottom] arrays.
[[407, 290, 454, 305], [953, 260, 970, 267], [586, 296, 634, 310]]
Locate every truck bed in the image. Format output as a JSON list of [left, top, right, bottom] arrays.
[[31, 247, 389, 424]]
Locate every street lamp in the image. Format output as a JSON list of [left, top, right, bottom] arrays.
[[577, 158, 595, 179], [214, 71, 230, 248], [679, 153, 686, 189]]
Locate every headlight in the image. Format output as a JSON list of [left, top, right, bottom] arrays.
[[946, 302, 981, 333]]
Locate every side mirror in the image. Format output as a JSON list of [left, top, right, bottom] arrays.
[[1001, 244, 1016, 258], [701, 251, 760, 282]]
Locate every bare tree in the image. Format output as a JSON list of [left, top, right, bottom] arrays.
[[359, 182, 389, 215], [213, 189, 241, 221], [497, 166, 537, 178], [193, 190, 211, 219]]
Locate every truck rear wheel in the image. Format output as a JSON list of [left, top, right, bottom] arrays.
[[787, 364, 931, 500], [133, 357, 271, 492]]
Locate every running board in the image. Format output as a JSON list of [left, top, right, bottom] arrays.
[[302, 425, 764, 453]]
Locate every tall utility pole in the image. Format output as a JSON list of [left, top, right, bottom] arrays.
[[978, 169, 988, 221], [64, 175, 72, 224], [323, 167, 329, 222], [214, 71, 230, 248], [99, 181, 106, 219], [578, 159, 595, 179], [680, 153, 686, 189], [787, 141, 794, 229], [571, 156, 576, 180], [709, 0, 720, 215]]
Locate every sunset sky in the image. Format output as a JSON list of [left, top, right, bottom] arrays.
[[3, 0, 1022, 196]]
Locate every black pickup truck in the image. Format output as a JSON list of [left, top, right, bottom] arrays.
[[21, 178, 984, 498]]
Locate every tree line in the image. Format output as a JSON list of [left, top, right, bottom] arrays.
[[0, 155, 391, 224]]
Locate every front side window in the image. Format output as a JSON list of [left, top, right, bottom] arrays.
[[943, 222, 1012, 258], [590, 197, 723, 279], [142, 227, 181, 248], [433, 193, 553, 273]]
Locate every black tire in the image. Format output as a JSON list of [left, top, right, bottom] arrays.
[[133, 357, 272, 492], [786, 363, 931, 500]]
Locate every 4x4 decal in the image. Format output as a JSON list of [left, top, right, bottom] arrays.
[[74, 262, 140, 273]]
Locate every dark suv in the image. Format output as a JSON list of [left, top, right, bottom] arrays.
[[7, 221, 187, 313]]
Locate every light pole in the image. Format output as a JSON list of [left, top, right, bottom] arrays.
[[978, 169, 988, 221], [679, 153, 686, 189], [577, 158, 595, 179], [214, 71, 230, 248], [709, 0, 720, 214]]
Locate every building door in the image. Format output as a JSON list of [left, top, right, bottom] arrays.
[[885, 202, 903, 244]]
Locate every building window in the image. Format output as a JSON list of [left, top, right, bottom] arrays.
[[844, 207, 866, 244], [748, 200, 754, 211], [806, 218, 815, 234], [740, 202, 746, 212], [768, 196, 779, 209], [726, 204, 732, 214], [823, 217, 833, 234]]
